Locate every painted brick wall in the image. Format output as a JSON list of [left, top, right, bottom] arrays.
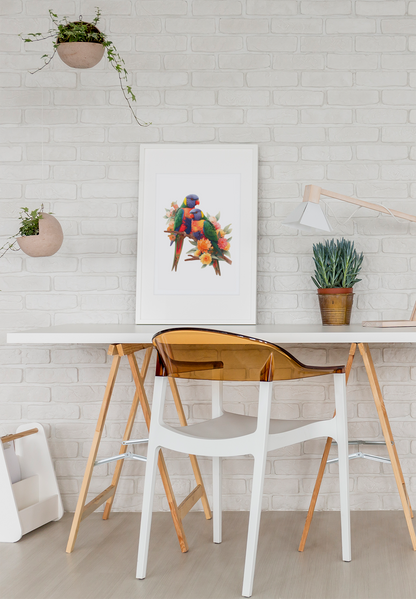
[[1, 0, 416, 513]]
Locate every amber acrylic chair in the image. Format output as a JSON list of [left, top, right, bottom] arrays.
[[136, 329, 350, 597]]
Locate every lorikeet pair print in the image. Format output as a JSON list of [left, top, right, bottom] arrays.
[[164, 194, 232, 276]]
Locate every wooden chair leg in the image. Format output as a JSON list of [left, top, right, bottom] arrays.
[[103, 347, 153, 520], [299, 342, 357, 552], [66, 353, 121, 553], [358, 342, 416, 550]]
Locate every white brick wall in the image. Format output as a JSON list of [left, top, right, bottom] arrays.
[[1, 0, 416, 513]]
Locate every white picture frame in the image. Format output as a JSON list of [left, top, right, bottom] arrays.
[[135, 144, 258, 325]]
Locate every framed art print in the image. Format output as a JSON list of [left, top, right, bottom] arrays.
[[135, 144, 258, 324]]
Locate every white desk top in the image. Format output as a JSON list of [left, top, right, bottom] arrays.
[[7, 323, 416, 345]]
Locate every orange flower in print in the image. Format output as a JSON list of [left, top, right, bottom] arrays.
[[197, 238, 212, 252], [200, 252, 212, 265], [194, 249, 201, 257]]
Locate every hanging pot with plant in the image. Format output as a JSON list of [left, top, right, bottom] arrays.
[[0, 206, 63, 259], [311, 238, 364, 326], [20, 8, 149, 127]]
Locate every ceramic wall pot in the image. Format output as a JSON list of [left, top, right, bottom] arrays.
[[317, 288, 354, 326], [17, 213, 64, 257], [57, 42, 105, 69]]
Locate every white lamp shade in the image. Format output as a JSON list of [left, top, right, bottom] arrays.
[[282, 201, 332, 233]]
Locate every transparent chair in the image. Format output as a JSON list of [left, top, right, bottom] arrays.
[[137, 328, 350, 597]]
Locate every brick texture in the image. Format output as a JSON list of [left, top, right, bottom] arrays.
[[1, 1, 416, 514]]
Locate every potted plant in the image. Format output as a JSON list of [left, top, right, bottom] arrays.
[[20, 8, 148, 127], [312, 238, 364, 326], [0, 206, 63, 259]]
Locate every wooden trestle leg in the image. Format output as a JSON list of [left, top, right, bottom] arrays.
[[299, 341, 416, 552], [358, 343, 416, 549], [168, 377, 212, 521], [66, 343, 211, 555]]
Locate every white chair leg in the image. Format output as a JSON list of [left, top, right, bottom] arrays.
[[136, 376, 168, 580], [136, 442, 160, 579], [334, 373, 351, 563], [213, 456, 222, 543], [242, 382, 273, 598], [212, 381, 224, 544]]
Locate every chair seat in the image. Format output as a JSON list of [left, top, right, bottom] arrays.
[[171, 411, 317, 440]]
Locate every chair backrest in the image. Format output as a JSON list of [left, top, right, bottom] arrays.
[[153, 328, 344, 382]]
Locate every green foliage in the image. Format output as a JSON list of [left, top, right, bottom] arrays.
[[18, 207, 44, 237], [20, 8, 148, 127], [0, 205, 49, 259], [311, 238, 364, 289]]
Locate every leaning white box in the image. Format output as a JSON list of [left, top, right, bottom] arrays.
[[0, 423, 63, 542]]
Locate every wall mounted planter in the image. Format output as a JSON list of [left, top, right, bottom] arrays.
[[17, 213, 63, 257]]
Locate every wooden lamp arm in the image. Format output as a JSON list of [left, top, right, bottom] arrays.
[[304, 184, 416, 224]]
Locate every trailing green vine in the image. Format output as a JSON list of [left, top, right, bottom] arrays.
[[20, 8, 149, 127], [0, 206, 48, 259]]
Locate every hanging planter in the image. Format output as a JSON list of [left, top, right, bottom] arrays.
[[57, 41, 105, 69], [20, 8, 149, 126], [311, 239, 364, 326], [0, 207, 63, 259]]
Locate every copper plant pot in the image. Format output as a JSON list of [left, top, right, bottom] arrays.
[[17, 213, 64, 257], [57, 42, 105, 69], [317, 288, 354, 326]]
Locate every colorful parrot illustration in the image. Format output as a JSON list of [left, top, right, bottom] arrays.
[[171, 194, 200, 271], [189, 208, 222, 253], [189, 208, 232, 274]]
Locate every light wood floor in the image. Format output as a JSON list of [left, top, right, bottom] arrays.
[[1, 511, 416, 599]]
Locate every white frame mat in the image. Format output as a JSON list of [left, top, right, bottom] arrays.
[[136, 144, 258, 324]]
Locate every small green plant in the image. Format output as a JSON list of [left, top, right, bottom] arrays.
[[311, 238, 364, 289], [0, 206, 48, 259], [20, 8, 148, 127]]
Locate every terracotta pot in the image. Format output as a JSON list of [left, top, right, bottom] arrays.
[[17, 213, 64, 257], [317, 288, 354, 326], [57, 42, 105, 69]]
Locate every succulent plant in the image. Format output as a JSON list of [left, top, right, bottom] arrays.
[[311, 238, 364, 289]]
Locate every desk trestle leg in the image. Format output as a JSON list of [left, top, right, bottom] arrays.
[[66, 343, 211, 555], [299, 341, 416, 553], [358, 343, 416, 548], [66, 351, 121, 554], [102, 346, 153, 521]]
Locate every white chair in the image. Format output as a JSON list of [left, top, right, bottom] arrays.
[[137, 328, 350, 597]]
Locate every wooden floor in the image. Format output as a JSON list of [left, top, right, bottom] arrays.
[[1, 511, 416, 599]]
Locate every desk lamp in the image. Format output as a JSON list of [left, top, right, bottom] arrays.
[[283, 184, 416, 232], [283, 184, 416, 327]]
